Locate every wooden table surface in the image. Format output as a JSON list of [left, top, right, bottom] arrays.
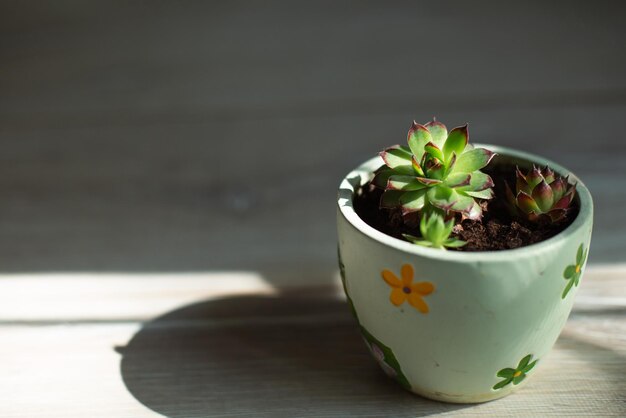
[[1, 266, 624, 417], [1, 1, 625, 416]]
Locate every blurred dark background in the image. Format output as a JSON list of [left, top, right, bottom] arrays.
[[1, 1, 624, 276]]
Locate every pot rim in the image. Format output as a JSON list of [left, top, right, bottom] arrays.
[[337, 144, 593, 261]]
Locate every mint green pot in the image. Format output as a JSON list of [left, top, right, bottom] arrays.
[[336, 145, 593, 403]]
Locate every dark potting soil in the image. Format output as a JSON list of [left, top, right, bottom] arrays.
[[352, 164, 578, 251]]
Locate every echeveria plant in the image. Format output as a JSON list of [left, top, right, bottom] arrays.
[[504, 165, 576, 222], [373, 119, 496, 220], [402, 212, 466, 249]]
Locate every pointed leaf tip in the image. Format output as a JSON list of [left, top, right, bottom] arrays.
[[443, 125, 468, 163], [407, 123, 432, 160], [424, 118, 448, 147], [532, 180, 554, 212]]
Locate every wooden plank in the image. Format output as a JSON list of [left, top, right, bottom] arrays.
[[0, 268, 624, 417], [1, 1, 625, 120], [0, 265, 622, 322], [0, 106, 624, 275]]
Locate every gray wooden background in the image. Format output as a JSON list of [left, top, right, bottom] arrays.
[[1, 1, 625, 281]]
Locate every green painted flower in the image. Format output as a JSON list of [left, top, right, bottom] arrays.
[[562, 244, 587, 299], [336, 247, 411, 390], [493, 354, 538, 390]]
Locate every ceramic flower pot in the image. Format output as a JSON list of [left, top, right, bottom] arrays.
[[336, 145, 593, 403]]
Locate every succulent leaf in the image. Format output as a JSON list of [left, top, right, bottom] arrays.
[[380, 145, 414, 175], [399, 189, 427, 214], [465, 188, 494, 200], [387, 175, 428, 191], [531, 180, 554, 212], [458, 171, 494, 192], [451, 192, 475, 214], [376, 119, 495, 227], [424, 142, 444, 162], [403, 211, 465, 249], [467, 201, 482, 220], [407, 122, 432, 161], [424, 118, 448, 147], [516, 191, 540, 214], [445, 173, 471, 188], [443, 124, 468, 162], [411, 156, 425, 176], [452, 148, 495, 173], [427, 187, 457, 212], [506, 165, 577, 223]]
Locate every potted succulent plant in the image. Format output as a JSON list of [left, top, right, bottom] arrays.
[[336, 119, 593, 403]]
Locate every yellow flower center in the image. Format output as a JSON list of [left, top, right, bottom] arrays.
[[513, 370, 522, 378], [575, 265, 581, 273]]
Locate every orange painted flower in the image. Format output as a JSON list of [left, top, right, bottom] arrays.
[[381, 264, 435, 313]]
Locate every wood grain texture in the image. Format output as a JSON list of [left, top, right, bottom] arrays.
[[0, 2, 625, 415], [0, 267, 624, 417], [0, 1, 625, 276]]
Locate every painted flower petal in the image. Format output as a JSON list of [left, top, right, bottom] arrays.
[[407, 122, 432, 161], [497, 368, 516, 378], [390, 287, 406, 306], [512, 373, 526, 385], [576, 244, 584, 264], [563, 265, 576, 279], [562, 279, 574, 299], [443, 124, 468, 162], [401, 264, 414, 285], [387, 175, 428, 191], [517, 354, 532, 370], [407, 293, 429, 313], [412, 281, 435, 295], [522, 360, 538, 373], [574, 271, 581, 286], [452, 148, 496, 173], [380, 145, 414, 175], [381, 270, 402, 287], [425, 118, 448, 147], [493, 378, 512, 390]]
